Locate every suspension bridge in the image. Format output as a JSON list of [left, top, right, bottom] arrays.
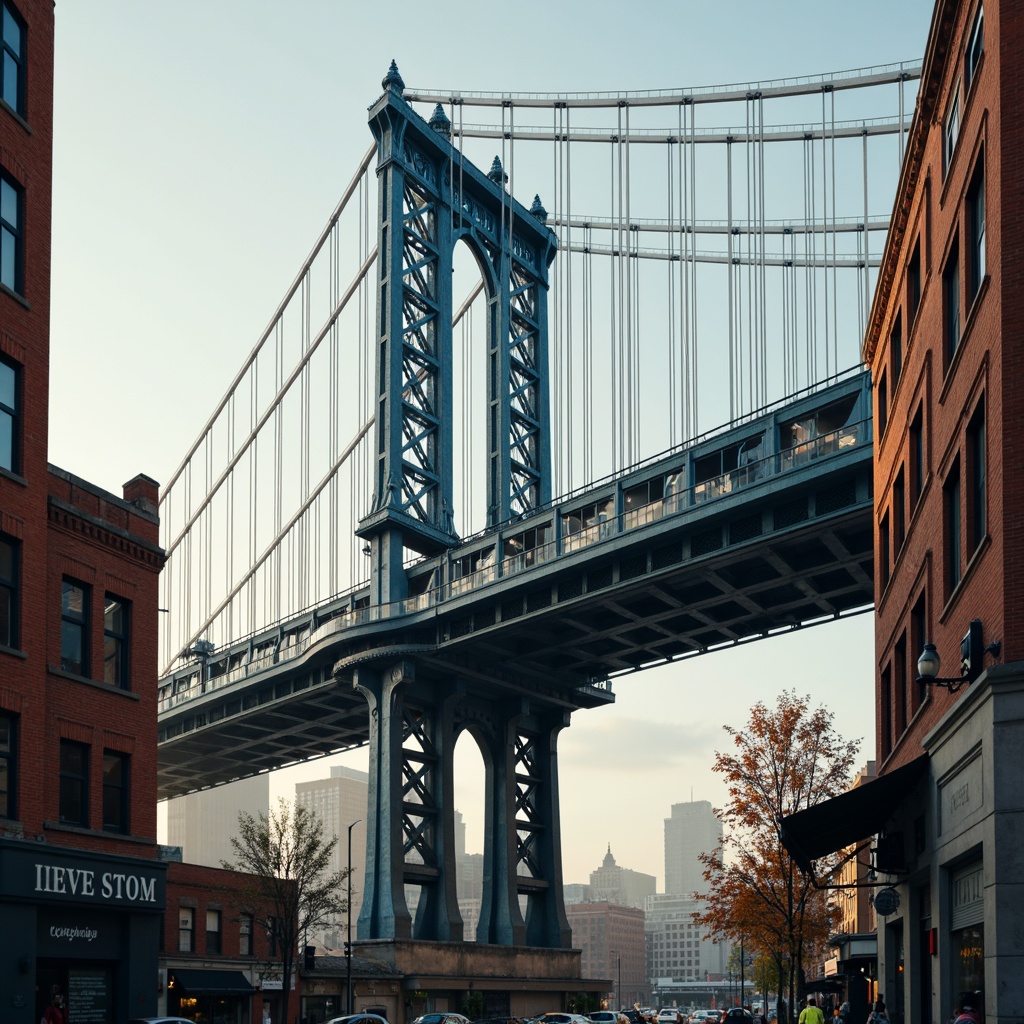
[[155, 60, 917, 947]]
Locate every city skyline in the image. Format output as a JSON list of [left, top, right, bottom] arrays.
[[53, 0, 932, 887]]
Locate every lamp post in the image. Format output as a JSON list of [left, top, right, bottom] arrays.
[[346, 819, 362, 1014], [610, 949, 621, 1009]]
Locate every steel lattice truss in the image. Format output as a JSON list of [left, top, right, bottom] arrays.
[[399, 181, 441, 526], [508, 260, 543, 517]]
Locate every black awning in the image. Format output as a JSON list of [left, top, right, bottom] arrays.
[[170, 968, 256, 995], [779, 754, 928, 873]]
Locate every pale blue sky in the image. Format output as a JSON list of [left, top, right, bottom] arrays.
[[47, 0, 934, 884]]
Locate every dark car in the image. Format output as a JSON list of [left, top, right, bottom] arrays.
[[127, 1019, 195, 1024], [413, 1015, 470, 1024]]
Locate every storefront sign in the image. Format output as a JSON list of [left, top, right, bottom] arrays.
[[0, 842, 165, 909], [939, 753, 984, 835], [36, 909, 123, 959], [34, 863, 157, 903]]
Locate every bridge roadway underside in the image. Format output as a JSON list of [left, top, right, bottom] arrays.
[[157, 448, 873, 798]]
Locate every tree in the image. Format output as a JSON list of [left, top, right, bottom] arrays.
[[695, 690, 860, 1024], [223, 798, 348, 1024]]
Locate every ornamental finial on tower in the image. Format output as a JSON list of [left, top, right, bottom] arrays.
[[428, 103, 451, 138], [530, 194, 548, 223], [383, 59, 405, 96], [487, 155, 508, 186]]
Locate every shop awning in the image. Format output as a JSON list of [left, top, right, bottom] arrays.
[[170, 968, 256, 995], [779, 754, 928, 873]]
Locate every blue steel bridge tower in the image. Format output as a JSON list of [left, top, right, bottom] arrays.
[[351, 63, 569, 948]]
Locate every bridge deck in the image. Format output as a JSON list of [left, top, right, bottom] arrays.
[[157, 371, 874, 798]]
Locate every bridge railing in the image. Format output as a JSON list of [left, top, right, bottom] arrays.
[[159, 412, 870, 715]]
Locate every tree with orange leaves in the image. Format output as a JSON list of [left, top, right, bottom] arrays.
[[694, 690, 859, 1024]]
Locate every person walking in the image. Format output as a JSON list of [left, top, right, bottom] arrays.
[[800, 998, 826, 1024], [866, 1000, 889, 1024], [42, 989, 67, 1024]]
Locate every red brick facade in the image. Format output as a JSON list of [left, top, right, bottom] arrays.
[[164, 861, 297, 1023], [864, 0, 1011, 771], [0, 1, 167, 1019]]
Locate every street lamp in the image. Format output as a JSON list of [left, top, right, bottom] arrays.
[[610, 949, 622, 1010], [916, 620, 1000, 693], [346, 819, 362, 1014]]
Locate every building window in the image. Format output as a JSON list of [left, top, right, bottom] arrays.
[[0, 353, 16, 473], [878, 368, 888, 438], [0, 710, 15, 819], [880, 664, 892, 761], [890, 313, 902, 389], [0, 532, 16, 648], [945, 458, 962, 594], [943, 87, 960, 175], [103, 594, 130, 688], [894, 632, 907, 736], [1, 2, 24, 117], [206, 909, 222, 955], [910, 406, 924, 509], [880, 510, 890, 591], [102, 750, 128, 834], [965, 4, 984, 91], [178, 907, 195, 953], [893, 466, 906, 553], [59, 739, 89, 827], [907, 241, 921, 327], [0, 170, 22, 294], [951, 863, 984, 995], [61, 578, 90, 676], [968, 399, 986, 551], [911, 592, 927, 712], [967, 159, 985, 301], [239, 912, 253, 956], [944, 242, 960, 364]]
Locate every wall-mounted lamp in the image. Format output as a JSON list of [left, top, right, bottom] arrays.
[[917, 620, 1000, 694]]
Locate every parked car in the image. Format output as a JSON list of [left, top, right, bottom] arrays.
[[128, 1019, 194, 1024], [326, 1015, 390, 1024], [589, 1013, 620, 1024], [657, 1011, 682, 1023], [414, 1016, 470, 1024]]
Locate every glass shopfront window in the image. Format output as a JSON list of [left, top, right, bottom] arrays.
[[950, 863, 984, 1010]]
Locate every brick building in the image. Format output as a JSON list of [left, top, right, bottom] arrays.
[[564, 900, 645, 1008], [0, 0, 168, 1019], [784, 1, 1023, 1021], [162, 860, 296, 1024]]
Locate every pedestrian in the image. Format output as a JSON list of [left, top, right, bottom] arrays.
[[799, 998, 825, 1024], [42, 989, 67, 1024], [866, 1000, 889, 1024], [950, 993, 981, 1024]]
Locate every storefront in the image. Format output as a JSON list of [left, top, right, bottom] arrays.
[[0, 837, 166, 1024], [166, 967, 257, 1023]]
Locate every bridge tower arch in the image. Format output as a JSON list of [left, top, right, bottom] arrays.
[[350, 63, 569, 950], [357, 61, 557, 606]]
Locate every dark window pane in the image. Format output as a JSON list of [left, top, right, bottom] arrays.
[[0, 711, 13, 818], [2, 6, 20, 55], [59, 740, 88, 826], [0, 177, 15, 226], [61, 579, 88, 676], [0, 358, 13, 408], [103, 595, 129, 687], [102, 752, 128, 833], [1, 52, 15, 110], [0, 227, 13, 290]]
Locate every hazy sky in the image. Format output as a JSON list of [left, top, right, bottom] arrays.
[[48, 0, 934, 886]]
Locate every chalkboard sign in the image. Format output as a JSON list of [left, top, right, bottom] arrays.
[[68, 969, 111, 1024]]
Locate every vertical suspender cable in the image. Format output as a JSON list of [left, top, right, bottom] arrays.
[[820, 88, 830, 378], [727, 137, 735, 421], [830, 89, 839, 374], [862, 128, 870, 333], [565, 104, 573, 492], [689, 99, 698, 438], [758, 93, 767, 407], [667, 139, 677, 445]]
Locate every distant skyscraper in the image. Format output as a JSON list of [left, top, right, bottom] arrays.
[[663, 800, 722, 897], [590, 846, 657, 909], [166, 774, 270, 868], [645, 892, 727, 994], [295, 765, 369, 949]]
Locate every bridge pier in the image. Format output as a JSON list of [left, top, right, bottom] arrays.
[[350, 657, 572, 949]]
